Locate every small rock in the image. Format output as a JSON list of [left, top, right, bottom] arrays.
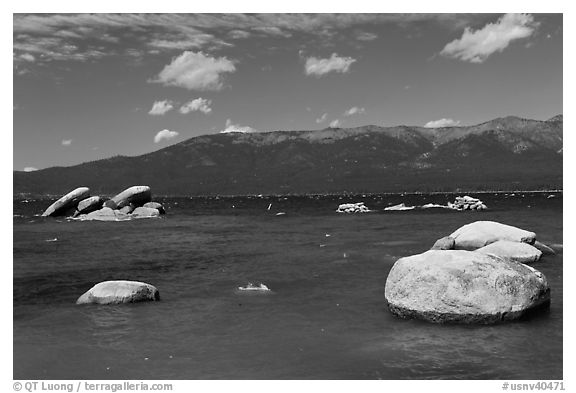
[[431, 236, 455, 250]]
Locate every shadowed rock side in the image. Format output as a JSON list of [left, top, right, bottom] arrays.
[[384, 250, 550, 324], [76, 280, 160, 305], [14, 115, 563, 195]]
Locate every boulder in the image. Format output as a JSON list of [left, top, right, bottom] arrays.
[[143, 202, 165, 214], [42, 187, 90, 217], [79, 207, 131, 221], [74, 196, 104, 216], [449, 221, 536, 250], [76, 280, 160, 305], [118, 204, 136, 214], [109, 186, 152, 209], [384, 250, 550, 324], [132, 206, 160, 218], [431, 236, 455, 250], [475, 240, 542, 264]]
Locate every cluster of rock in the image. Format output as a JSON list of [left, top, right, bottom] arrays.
[[448, 195, 487, 210], [41, 186, 166, 221], [336, 202, 371, 213], [385, 220, 554, 324]]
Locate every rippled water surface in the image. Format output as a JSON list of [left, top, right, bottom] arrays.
[[13, 193, 563, 379]]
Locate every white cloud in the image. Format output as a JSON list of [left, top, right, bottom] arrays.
[[343, 106, 366, 116], [148, 100, 174, 115], [356, 32, 378, 41], [153, 51, 236, 91], [305, 53, 356, 76], [179, 98, 212, 114], [424, 118, 461, 128], [329, 119, 341, 128], [440, 13, 538, 63], [316, 113, 328, 123], [61, 139, 72, 146], [219, 119, 257, 134], [19, 53, 36, 62], [154, 129, 179, 143], [23, 167, 38, 172]]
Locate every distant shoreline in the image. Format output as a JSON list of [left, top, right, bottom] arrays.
[[13, 189, 563, 200]]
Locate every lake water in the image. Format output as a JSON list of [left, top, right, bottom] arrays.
[[13, 193, 563, 380]]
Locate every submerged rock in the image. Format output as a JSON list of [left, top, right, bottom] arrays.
[[42, 187, 90, 217], [109, 186, 152, 209], [384, 250, 550, 324], [449, 221, 536, 250], [475, 240, 542, 264], [76, 280, 160, 305], [533, 241, 556, 255]]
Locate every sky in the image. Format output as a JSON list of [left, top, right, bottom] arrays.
[[12, 13, 563, 171]]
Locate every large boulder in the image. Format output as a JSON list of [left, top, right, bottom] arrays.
[[79, 207, 131, 221], [76, 280, 160, 305], [132, 206, 160, 218], [475, 240, 542, 264], [384, 250, 550, 324], [449, 221, 536, 250], [74, 196, 104, 216], [109, 186, 152, 209], [143, 202, 165, 214], [42, 187, 90, 217]]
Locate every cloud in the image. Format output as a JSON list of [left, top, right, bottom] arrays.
[[440, 13, 539, 63], [61, 139, 72, 146], [19, 53, 36, 62], [154, 129, 179, 143], [228, 30, 251, 39], [343, 106, 366, 116], [329, 119, 341, 128], [356, 32, 378, 41], [305, 53, 356, 76], [179, 98, 212, 114], [424, 118, 461, 128], [23, 167, 38, 172], [219, 119, 257, 134], [316, 113, 328, 123], [148, 100, 174, 115], [152, 51, 236, 91]]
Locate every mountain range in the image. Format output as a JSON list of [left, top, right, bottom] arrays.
[[13, 115, 563, 196]]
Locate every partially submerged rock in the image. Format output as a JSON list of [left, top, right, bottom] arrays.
[[76, 280, 160, 305], [42, 187, 91, 217], [74, 196, 104, 217], [336, 202, 370, 213], [109, 186, 152, 209], [132, 206, 160, 218], [384, 203, 415, 211], [475, 240, 542, 264], [80, 207, 131, 221], [449, 221, 536, 250], [143, 202, 165, 214], [533, 241, 556, 255], [118, 204, 136, 214], [448, 195, 487, 211], [384, 250, 550, 324]]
